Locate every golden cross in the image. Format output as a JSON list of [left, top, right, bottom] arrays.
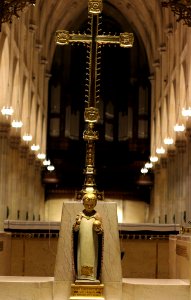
[[55, 0, 134, 198]]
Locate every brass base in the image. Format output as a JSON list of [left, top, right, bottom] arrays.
[[71, 282, 104, 297]]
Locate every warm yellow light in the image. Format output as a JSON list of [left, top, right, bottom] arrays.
[[145, 162, 153, 169], [11, 120, 23, 128], [37, 153, 46, 160], [150, 156, 158, 162], [43, 160, 50, 166], [141, 168, 148, 174], [182, 107, 191, 117], [47, 165, 55, 171], [31, 144, 40, 151], [85, 187, 94, 193], [174, 124, 185, 132], [1, 106, 14, 116], [164, 137, 173, 145], [156, 147, 165, 154], [22, 134, 32, 141]]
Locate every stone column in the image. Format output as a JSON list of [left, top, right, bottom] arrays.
[[27, 152, 36, 220], [159, 157, 167, 223], [153, 163, 161, 223], [167, 149, 176, 224], [0, 122, 10, 229], [33, 159, 42, 221], [19, 144, 30, 220], [175, 140, 187, 224], [186, 128, 191, 222], [7, 133, 21, 220]]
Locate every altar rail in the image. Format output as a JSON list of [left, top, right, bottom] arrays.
[[1, 221, 181, 278]]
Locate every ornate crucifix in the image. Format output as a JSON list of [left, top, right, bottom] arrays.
[[55, 0, 134, 199]]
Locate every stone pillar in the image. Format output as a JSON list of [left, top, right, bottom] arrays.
[[153, 163, 161, 223], [0, 122, 10, 229], [175, 140, 187, 224], [186, 128, 191, 222], [34, 160, 43, 221], [167, 149, 176, 224], [19, 144, 30, 220], [160, 157, 167, 223], [7, 133, 21, 220], [27, 152, 36, 220]]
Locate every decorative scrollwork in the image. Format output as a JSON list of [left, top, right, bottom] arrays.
[[88, 0, 103, 14]]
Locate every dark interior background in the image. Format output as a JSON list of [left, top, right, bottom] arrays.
[[42, 9, 153, 202]]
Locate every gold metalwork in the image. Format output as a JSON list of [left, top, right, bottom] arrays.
[[83, 124, 99, 141], [0, 0, 36, 30], [81, 265, 94, 276], [120, 33, 134, 48], [55, 30, 70, 45], [56, 0, 134, 194], [71, 283, 104, 297], [88, 0, 103, 14], [161, 0, 191, 26], [84, 107, 99, 123]]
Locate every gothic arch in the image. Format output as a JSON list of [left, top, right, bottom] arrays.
[[161, 97, 168, 142], [21, 78, 29, 136], [151, 117, 156, 156], [36, 102, 42, 148], [0, 34, 9, 107], [30, 94, 36, 141], [156, 109, 162, 149], [169, 83, 176, 138], [178, 63, 186, 124], [41, 116, 47, 153], [11, 59, 20, 116]]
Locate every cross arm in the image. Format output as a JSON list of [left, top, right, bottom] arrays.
[[97, 32, 134, 48], [55, 30, 92, 45], [55, 30, 134, 48]]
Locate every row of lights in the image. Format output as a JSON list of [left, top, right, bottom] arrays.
[[141, 107, 191, 174], [1, 106, 55, 172]]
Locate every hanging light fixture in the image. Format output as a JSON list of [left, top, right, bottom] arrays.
[[0, 0, 36, 30], [11, 119, 23, 128], [31, 144, 40, 151], [43, 159, 51, 166], [141, 167, 148, 174], [156, 147, 165, 154], [1, 106, 14, 116], [174, 123, 185, 131], [47, 165, 55, 171], [145, 162, 153, 169], [182, 107, 191, 116], [164, 137, 174, 144], [37, 153, 46, 160], [150, 156, 159, 162], [22, 133, 32, 141], [161, 0, 191, 27]]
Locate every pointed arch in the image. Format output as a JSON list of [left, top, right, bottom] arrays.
[[168, 83, 176, 138], [30, 93, 37, 140], [156, 109, 161, 148], [161, 97, 168, 141], [11, 58, 20, 118], [0, 34, 9, 107], [36, 102, 42, 148], [21, 77, 29, 136]]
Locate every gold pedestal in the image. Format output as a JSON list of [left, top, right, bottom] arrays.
[[70, 281, 104, 299]]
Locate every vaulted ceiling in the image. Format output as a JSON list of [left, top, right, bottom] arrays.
[[36, 0, 164, 75]]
